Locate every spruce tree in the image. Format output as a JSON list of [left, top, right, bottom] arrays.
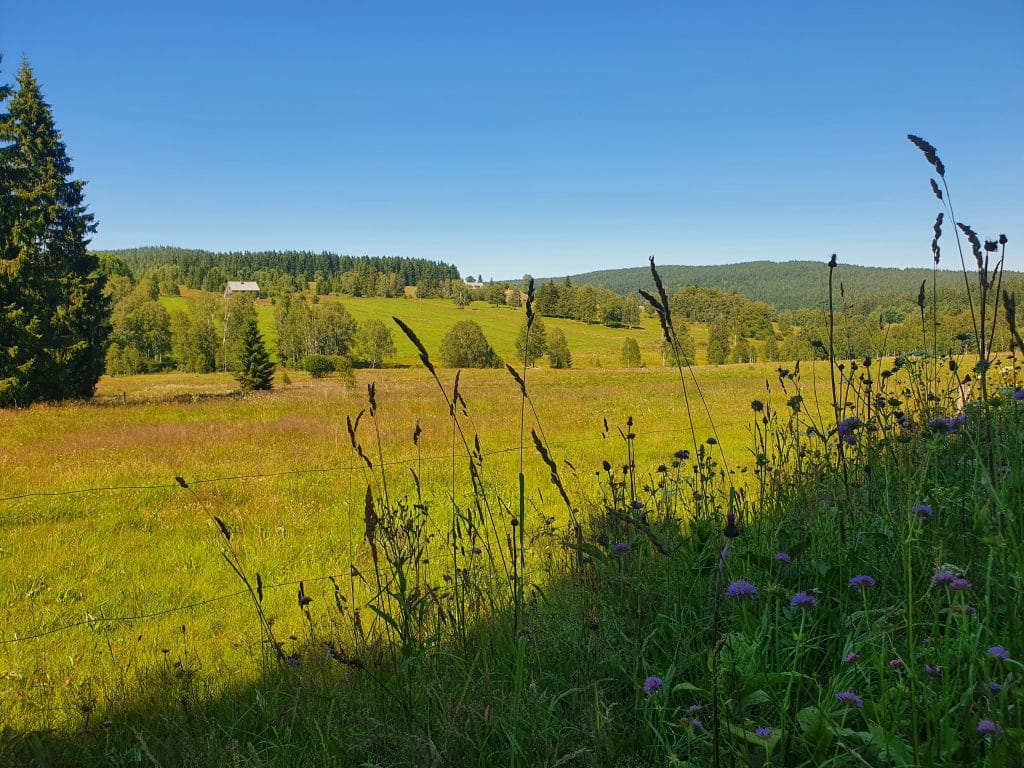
[[234, 319, 275, 391], [0, 58, 110, 405]]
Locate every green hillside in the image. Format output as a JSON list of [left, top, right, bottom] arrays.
[[537, 261, 1024, 311]]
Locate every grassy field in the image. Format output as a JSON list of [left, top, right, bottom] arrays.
[[160, 290, 716, 368], [0, 359, 811, 736]]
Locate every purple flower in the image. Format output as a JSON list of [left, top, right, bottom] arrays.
[[988, 681, 1002, 694], [755, 726, 773, 739], [836, 690, 863, 708], [630, 500, 645, 510], [643, 676, 663, 694], [912, 504, 934, 519], [840, 433, 857, 446], [285, 654, 301, 667], [774, 552, 791, 563], [674, 449, 690, 460], [849, 575, 877, 590], [977, 719, 1001, 736], [725, 579, 758, 601], [950, 577, 972, 592], [790, 592, 817, 609], [1014, 389, 1024, 402], [888, 658, 903, 669], [837, 416, 862, 437], [988, 645, 1010, 661], [843, 652, 860, 664], [925, 664, 942, 678], [687, 704, 703, 715], [931, 569, 955, 587], [612, 542, 631, 555], [928, 414, 966, 435], [691, 719, 704, 729]]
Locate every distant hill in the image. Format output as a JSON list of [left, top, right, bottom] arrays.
[[537, 261, 1020, 312]]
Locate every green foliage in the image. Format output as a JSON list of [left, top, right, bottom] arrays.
[[621, 336, 642, 367], [220, 294, 258, 371], [301, 354, 335, 378], [275, 295, 357, 368], [661, 318, 696, 366], [730, 336, 756, 363], [706, 314, 732, 364], [546, 327, 571, 368], [439, 320, 503, 368], [108, 282, 172, 373], [514, 315, 547, 366], [0, 58, 110, 405], [169, 300, 219, 373], [356, 319, 396, 368], [234, 320, 274, 391]]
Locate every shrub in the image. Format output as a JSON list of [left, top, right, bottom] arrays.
[[439, 320, 503, 368]]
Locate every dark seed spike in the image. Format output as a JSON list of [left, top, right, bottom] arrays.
[[213, 516, 231, 542], [957, 222, 984, 270], [930, 178, 943, 201], [525, 277, 535, 327], [256, 573, 263, 603], [1003, 291, 1024, 352], [367, 382, 377, 415], [932, 213, 943, 264], [392, 316, 436, 376], [413, 421, 421, 445], [505, 364, 527, 396], [174, 476, 188, 488], [917, 280, 926, 311]]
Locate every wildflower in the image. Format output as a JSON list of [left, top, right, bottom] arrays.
[[643, 676, 663, 694], [630, 500, 644, 510], [774, 552, 791, 563], [988, 645, 1010, 661], [977, 719, 1001, 736], [687, 704, 703, 715], [913, 504, 934, 519], [843, 652, 860, 664], [706, 437, 718, 445], [988, 681, 1002, 694], [841, 434, 856, 446], [751, 399, 764, 412], [950, 577, 973, 592], [725, 579, 758, 601], [837, 416, 862, 437], [1013, 389, 1024, 401], [285, 654, 302, 667], [835, 690, 863, 708], [925, 664, 941, 678], [724, 510, 740, 539], [674, 449, 690, 460], [931, 569, 955, 587], [755, 726, 772, 739], [888, 658, 903, 669], [691, 719, 704, 729], [790, 592, 817, 609], [849, 575, 877, 590], [612, 542, 631, 555]]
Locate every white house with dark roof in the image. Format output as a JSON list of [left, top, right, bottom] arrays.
[[224, 281, 260, 298]]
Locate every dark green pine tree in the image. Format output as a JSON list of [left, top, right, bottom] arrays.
[[0, 58, 110, 406], [234, 319, 275, 391]]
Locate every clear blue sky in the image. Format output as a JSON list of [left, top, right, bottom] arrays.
[[3, 1, 1021, 280]]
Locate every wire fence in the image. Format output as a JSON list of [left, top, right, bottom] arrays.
[[0, 417, 757, 646]]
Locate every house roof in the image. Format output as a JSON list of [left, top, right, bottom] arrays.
[[226, 281, 260, 292]]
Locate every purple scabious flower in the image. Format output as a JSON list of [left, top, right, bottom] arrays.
[[687, 704, 702, 715], [691, 719, 704, 729], [843, 652, 860, 664], [1014, 389, 1024, 402], [988, 645, 1010, 661], [790, 592, 817, 609], [977, 719, 1001, 736], [755, 726, 773, 739], [835, 417, 860, 436], [988, 681, 1002, 694], [836, 690, 863, 708], [912, 504, 934, 519], [950, 577, 973, 592], [643, 675, 663, 694], [630, 500, 645, 510], [674, 449, 690, 460], [931, 569, 956, 587], [888, 658, 903, 669], [725, 579, 758, 601], [612, 542, 631, 555], [849, 575, 877, 590], [774, 552, 791, 563], [925, 664, 942, 678]]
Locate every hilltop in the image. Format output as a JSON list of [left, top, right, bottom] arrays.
[[535, 261, 1024, 311]]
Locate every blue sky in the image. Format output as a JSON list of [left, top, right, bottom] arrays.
[[3, 1, 1021, 279]]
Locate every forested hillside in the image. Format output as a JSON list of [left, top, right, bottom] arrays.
[[544, 261, 1024, 311], [98, 246, 460, 295]]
